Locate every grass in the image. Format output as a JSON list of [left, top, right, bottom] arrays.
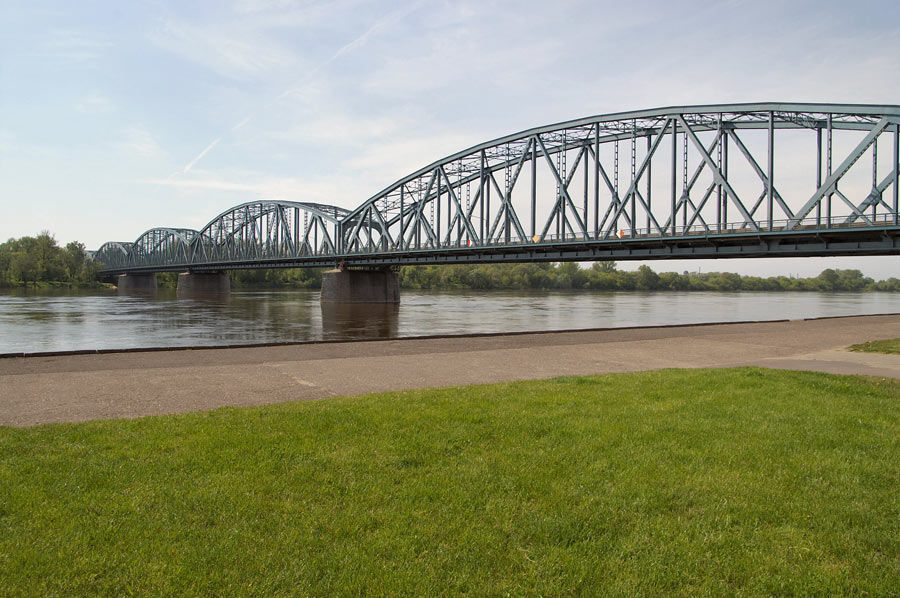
[[1, 368, 899, 596], [850, 338, 900, 355]]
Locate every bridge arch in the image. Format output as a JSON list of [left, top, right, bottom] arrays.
[[94, 103, 900, 273], [94, 242, 134, 269], [131, 228, 200, 268], [191, 200, 350, 265], [340, 102, 900, 255]]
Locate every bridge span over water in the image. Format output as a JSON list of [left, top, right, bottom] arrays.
[[95, 103, 900, 298]]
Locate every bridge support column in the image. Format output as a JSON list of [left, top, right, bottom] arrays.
[[320, 267, 400, 304], [116, 273, 157, 294], [176, 271, 231, 298]]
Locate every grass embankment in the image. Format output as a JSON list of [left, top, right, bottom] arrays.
[[850, 338, 900, 355], [2, 368, 899, 596]]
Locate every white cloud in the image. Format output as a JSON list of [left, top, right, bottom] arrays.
[[116, 127, 164, 159], [138, 170, 366, 208], [38, 30, 110, 64], [75, 92, 114, 113], [173, 0, 424, 172], [150, 18, 301, 80]]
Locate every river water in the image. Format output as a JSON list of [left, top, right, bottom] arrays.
[[1, 288, 899, 354]]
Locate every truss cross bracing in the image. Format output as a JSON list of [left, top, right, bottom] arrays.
[[96, 103, 900, 275]]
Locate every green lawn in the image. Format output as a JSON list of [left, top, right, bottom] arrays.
[[2, 368, 899, 596], [850, 338, 900, 355]]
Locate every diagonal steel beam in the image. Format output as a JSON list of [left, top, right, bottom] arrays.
[[677, 115, 758, 231], [729, 129, 794, 219], [834, 188, 873, 226], [663, 131, 722, 231], [844, 169, 898, 224], [585, 144, 632, 235], [601, 118, 672, 238], [788, 117, 891, 228], [439, 165, 481, 245], [484, 140, 531, 242], [536, 136, 590, 237]]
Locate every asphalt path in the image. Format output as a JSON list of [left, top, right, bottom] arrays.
[[3, 314, 900, 427]]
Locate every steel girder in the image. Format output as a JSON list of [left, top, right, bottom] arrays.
[[95, 103, 900, 274], [94, 241, 134, 269], [340, 103, 900, 257], [131, 228, 200, 268], [190, 200, 348, 266]]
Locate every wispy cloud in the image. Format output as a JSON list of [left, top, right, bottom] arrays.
[[151, 19, 299, 80], [38, 30, 110, 64], [176, 0, 424, 174], [138, 171, 367, 208], [116, 127, 164, 159], [139, 176, 263, 193], [75, 92, 114, 113]]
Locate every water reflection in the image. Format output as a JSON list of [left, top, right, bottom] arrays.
[[321, 302, 400, 340], [117, 286, 157, 297], [2, 288, 900, 353]]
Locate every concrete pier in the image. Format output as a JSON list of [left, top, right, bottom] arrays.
[[116, 273, 157, 294], [176, 271, 231, 298], [320, 268, 400, 304]]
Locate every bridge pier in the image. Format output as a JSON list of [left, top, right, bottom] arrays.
[[320, 267, 400, 304], [116, 273, 157, 295], [176, 271, 231, 298]]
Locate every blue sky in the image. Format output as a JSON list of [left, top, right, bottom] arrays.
[[2, 0, 899, 276]]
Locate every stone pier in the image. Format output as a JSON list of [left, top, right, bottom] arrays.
[[320, 268, 400, 304], [176, 271, 231, 298], [116, 273, 157, 294]]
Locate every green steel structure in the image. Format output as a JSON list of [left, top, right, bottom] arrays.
[[96, 103, 900, 274]]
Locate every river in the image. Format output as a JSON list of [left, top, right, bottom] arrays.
[[1, 288, 899, 354]]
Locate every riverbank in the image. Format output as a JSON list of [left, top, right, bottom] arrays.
[[3, 314, 900, 426]]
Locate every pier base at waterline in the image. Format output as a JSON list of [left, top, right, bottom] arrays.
[[176, 271, 231, 298], [320, 268, 400, 304], [116, 273, 157, 295]]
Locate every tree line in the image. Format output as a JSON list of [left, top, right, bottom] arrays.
[[0, 233, 100, 287], [397, 262, 900, 292], [2, 232, 898, 293]]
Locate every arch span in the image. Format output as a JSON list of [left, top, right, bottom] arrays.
[[191, 200, 350, 265], [339, 102, 900, 256], [94, 102, 900, 273], [131, 228, 200, 268], [94, 242, 134, 269]]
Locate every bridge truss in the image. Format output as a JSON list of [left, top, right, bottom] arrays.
[[97, 103, 900, 274]]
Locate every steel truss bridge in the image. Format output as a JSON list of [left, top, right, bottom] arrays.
[[96, 103, 900, 275]]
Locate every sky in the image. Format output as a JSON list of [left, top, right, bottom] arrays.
[[1, 0, 899, 277]]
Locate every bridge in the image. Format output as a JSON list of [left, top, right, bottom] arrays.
[[95, 102, 900, 301]]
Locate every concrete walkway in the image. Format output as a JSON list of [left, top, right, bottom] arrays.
[[2, 314, 900, 427]]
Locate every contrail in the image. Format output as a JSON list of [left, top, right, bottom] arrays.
[[180, 0, 424, 174], [183, 137, 221, 173]]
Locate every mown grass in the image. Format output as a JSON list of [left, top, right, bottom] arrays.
[[850, 338, 900, 355], [1, 368, 899, 596]]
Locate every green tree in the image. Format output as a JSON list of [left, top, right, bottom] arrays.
[[592, 261, 617, 273], [9, 252, 39, 285], [636, 265, 661, 290]]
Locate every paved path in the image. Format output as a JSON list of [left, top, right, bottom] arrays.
[[3, 314, 900, 427]]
